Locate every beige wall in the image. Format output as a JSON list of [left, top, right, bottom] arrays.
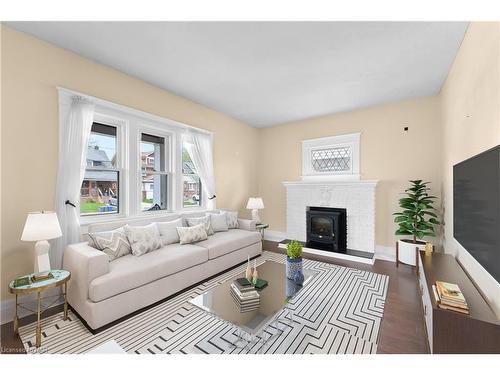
[[440, 22, 500, 318], [0, 26, 259, 302], [258, 96, 442, 247]]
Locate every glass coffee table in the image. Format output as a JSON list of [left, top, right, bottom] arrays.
[[189, 260, 316, 350]]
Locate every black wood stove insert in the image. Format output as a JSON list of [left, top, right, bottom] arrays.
[[306, 206, 347, 253]]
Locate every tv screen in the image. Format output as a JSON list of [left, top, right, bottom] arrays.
[[454, 145, 500, 283]]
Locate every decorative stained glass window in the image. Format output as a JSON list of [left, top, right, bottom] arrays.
[[311, 146, 351, 172], [302, 133, 360, 179]]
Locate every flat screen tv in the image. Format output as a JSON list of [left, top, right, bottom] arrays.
[[454, 145, 500, 283]]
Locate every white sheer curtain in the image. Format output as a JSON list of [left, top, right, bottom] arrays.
[[184, 131, 216, 210], [53, 96, 95, 268]]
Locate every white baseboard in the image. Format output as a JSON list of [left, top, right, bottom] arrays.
[[0, 287, 63, 325], [375, 245, 396, 262], [263, 230, 287, 242]]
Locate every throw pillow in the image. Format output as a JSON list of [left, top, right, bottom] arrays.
[[124, 223, 162, 256], [88, 227, 132, 262], [177, 223, 208, 245], [222, 210, 239, 229], [209, 212, 229, 232], [186, 216, 214, 236], [156, 218, 183, 246]]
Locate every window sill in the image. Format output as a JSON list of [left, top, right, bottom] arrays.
[[301, 173, 361, 181]]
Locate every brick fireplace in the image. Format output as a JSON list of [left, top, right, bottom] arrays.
[[282, 180, 378, 254]]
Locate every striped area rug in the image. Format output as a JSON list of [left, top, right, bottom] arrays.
[[19, 251, 389, 354]]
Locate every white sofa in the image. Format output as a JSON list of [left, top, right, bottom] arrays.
[[63, 212, 262, 330]]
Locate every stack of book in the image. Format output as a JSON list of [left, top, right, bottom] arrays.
[[433, 280, 469, 314], [230, 278, 260, 313]]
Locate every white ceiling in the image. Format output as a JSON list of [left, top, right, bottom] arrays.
[[7, 22, 468, 127]]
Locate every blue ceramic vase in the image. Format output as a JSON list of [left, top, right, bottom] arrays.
[[286, 257, 304, 284]]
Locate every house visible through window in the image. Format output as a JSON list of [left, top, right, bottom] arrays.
[[140, 133, 169, 211], [182, 143, 201, 207], [80, 123, 119, 215]]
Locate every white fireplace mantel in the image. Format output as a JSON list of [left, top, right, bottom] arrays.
[[282, 179, 379, 253], [282, 180, 378, 188]]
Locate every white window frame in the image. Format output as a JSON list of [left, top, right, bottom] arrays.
[[179, 135, 206, 210], [80, 112, 127, 223], [59, 87, 212, 227], [302, 132, 361, 181], [136, 124, 174, 214]]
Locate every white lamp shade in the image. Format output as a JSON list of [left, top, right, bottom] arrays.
[[246, 197, 264, 210], [21, 211, 62, 242]]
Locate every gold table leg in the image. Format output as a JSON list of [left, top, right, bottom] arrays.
[[13, 294, 19, 336], [64, 282, 68, 320], [35, 292, 41, 348]]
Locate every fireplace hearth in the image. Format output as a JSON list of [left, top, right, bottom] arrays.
[[306, 206, 347, 253]]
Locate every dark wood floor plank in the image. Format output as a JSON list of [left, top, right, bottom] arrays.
[[0, 241, 428, 354]]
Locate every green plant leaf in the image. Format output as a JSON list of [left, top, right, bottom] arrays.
[[420, 210, 438, 218], [418, 203, 431, 210], [395, 229, 412, 235], [416, 231, 426, 239], [286, 240, 303, 259], [417, 223, 433, 230]]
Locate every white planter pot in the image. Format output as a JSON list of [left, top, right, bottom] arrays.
[[398, 239, 426, 266]]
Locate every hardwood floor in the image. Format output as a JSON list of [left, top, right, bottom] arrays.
[[0, 240, 429, 354]]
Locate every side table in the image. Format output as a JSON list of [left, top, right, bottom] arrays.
[[9, 269, 71, 348], [255, 223, 269, 239]]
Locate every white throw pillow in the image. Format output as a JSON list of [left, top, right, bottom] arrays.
[[209, 212, 229, 232], [222, 211, 239, 229], [124, 223, 162, 256], [177, 223, 208, 244], [156, 218, 183, 246], [186, 216, 214, 236], [88, 226, 131, 262]]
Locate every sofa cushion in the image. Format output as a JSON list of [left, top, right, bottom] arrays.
[[88, 213, 181, 233], [197, 229, 261, 259], [208, 212, 229, 232], [89, 243, 208, 302], [186, 216, 214, 236], [221, 210, 239, 229], [177, 223, 208, 244], [156, 218, 183, 246], [124, 223, 162, 256], [88, 226, 131, 262]]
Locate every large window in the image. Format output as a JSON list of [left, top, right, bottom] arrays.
[[140, 133, 169, 211], [182, 143, 202, 207], [66, 89, 213, 222], [80, 123, 119, 215]]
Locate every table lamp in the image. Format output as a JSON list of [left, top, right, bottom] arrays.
[[21, 211, 62, 277], [246, 197, 264, 224]]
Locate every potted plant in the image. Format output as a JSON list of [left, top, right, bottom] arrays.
[[393, 180, 440, 266], [286, 240, 304, 284]]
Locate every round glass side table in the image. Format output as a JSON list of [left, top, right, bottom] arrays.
[[255, 223, 269, 239], [9, 270, 71, 348]]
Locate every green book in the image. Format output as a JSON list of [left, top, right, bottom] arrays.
[[14, 276, 31, 287], [254, 278, 268, 290]]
